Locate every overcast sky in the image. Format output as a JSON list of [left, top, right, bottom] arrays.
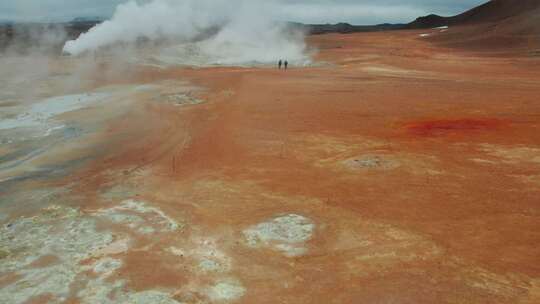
[[0, 0, 487, 24]]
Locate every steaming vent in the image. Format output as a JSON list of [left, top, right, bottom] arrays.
[[62, 0, 311, 67]]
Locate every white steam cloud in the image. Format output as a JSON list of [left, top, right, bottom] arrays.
[[63, 0, 309, 66]]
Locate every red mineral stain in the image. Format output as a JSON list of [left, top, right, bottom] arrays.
[[403, 118, 506, 136]]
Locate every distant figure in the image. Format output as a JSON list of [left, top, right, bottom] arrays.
[[278, 60, 282, 69], [284, 60, 288, 70]]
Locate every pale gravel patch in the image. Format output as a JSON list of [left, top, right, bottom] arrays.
[[342, 154, 401, 170], [121, 290, 184, 304], [116, 199, 181, 231], [93, 238, 130, 256], [0, 205, 114, 303], [471, 158, 498, 164], [94, 199, 182, 234], [509, 174, 540, 188], [199, 258, 226, 273], [168, 246, 186, 257], [191, 237, 232, 273], [159, 93, 205, 107], [92, 257, 123, 276], [206, 280, 246, 302], [479, 144, 540, 164], [0, 204, 184, 304], [243, 214, 315, 257], [168, 237, 232, 273], [77, 277, 126, 304], [461, 266, 531, 300], [167, 238, 242, 301], [362, 65, 419, 75]]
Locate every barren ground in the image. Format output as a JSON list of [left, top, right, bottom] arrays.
[[1, 29, 540, 303]]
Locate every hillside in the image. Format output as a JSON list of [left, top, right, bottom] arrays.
[[410, 0, 540, 54], [408, 0, 540, 28]]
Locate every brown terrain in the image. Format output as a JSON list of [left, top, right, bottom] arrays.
[[410, 0, 540, 53], [1, 1, 540, 303]]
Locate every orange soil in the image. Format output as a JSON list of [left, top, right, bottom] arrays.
[[69, 30, 540, 303]]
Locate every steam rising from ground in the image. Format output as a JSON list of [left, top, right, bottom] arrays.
[[63, 0, 310, 66]]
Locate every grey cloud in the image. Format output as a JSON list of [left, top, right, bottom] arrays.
[[0, 0, 487, 23], [0, 0, 126, 21], [274, 0, 486, 24]]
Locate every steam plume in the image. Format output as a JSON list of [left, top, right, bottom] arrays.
[[63, 0, 309, 66]]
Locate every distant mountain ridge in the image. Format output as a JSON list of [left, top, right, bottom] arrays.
[[407, 0, 540, 28], [411, 0, 540, 53], [70, 17, 105, 23], [291, 22, 405, 35], [292, 0, 540, 34]]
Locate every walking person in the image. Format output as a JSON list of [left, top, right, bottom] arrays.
[[278, 60, 282, 69], [284, 60, 288, 70]]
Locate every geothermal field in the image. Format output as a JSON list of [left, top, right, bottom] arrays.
[[1, 0, 540, 303]]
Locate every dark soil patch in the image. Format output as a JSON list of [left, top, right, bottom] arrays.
[[403, 118, 506, 136]]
